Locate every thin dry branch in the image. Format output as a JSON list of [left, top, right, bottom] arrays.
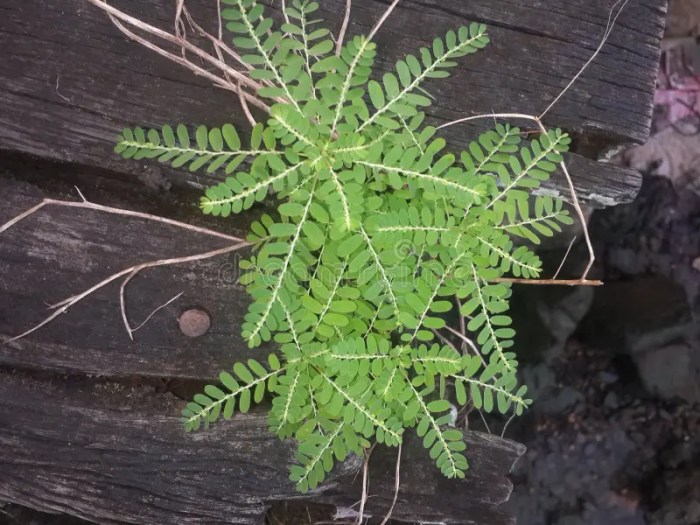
[[533, 118, 595, 280], [434, 0, 632, 284], [281, 0, 290, 24], [501, 411, 517, 438], [336, 0, 352, 56], [492, 277, 602, 286], [444, 326, 486, 365], [455, 296, 467, 351], [84, 0, 272, 111], [119, 268, 184, 340], [552, 236, 577, 280], [356, 449, 371, 525], [539, 0, 629, 119], [180, 5, 256, 75], [379, 443, 402, 525], [3, 242, 247, 345], [0, 196, 247, 244], [367, 0, 400, 43], [122, 285, 184, 339], [238, 79, 258, 126], [133, 292, 184, 333], [1, 194, 251, 343]]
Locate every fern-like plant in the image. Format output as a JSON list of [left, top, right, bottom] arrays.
[[115, 0, 573, 492]]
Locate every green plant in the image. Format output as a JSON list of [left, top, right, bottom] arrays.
[[114, 0, 573, 492]]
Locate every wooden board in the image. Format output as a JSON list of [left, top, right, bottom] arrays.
[[0, 371, 525, 525], [0, 0, 664, 206], [0, 176, 264, 380], [0, 171, 526, 524]]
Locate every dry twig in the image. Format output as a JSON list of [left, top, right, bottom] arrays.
[[539, 0, 630, 119], [438, 111, 599, 285], [356, 449, 371, 525], [336, 0, 352, 56], [85, 0, 271, 111], [3, 242, 246, 345], [1, 193, 250, 343], [119, 270, 184, 340], [492, 277, 602, 286], [444, 326, 486, 365], [367, 0, 400, 43], [552, 236, 577, 280], [379, 443, 402, 525]]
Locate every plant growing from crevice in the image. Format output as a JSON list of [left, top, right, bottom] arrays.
[[114, 0, 575, 493]]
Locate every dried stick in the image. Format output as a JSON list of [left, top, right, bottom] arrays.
[[501, 411, 517, 438], [216, 0, 223, 40], [107, 14, 270, 113], [438, 112, 598, 285], [492, 277, 602, 286], [444, 326, 485, 365], [132, 292, 184, 333], [432, 328, 459, 350], [281, 0, 290, 24], [119, 268, 184, 340], [85, 0, 271, 110], [379, 443, 402, 525], [455, 296, 467, 351], [533, 118, 595, 280], [477, 408, 492, 434], [336, 0, 352, 56], [552, 236, 577, 280], [356, 449, 371, 525], [1, 193, 251, 343], [0, 195, 247, 244], [180, 6, 256, 75], [178, 6, 269, 125], [174, 0, 186, 40], [238, 79, 258, 127], [433, 0, 631, 285], [3, 242, 247, 345], [367, 0, 400, 43], [539, 0, 629, 120]]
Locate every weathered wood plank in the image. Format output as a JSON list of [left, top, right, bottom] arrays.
[[0, 176, 264, 380], [0, 0, 661, 205], [0, 371, 525, 524], [0, 157, 527, 524]]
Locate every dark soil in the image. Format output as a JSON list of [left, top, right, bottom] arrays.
[[507, 174, 700, 525]]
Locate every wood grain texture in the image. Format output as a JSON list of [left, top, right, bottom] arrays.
[[0, 0, 663, 205], [0, 177, 264, 380], [0, 165, 526, 524], [0, 371, 526, 524]]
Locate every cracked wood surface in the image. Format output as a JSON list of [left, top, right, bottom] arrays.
[[0, 175, 525, 524], [0, 370, 526, 524], [0, 0, 666, 206]]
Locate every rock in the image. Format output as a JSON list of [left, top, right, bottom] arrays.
[[598, 371, 619, 384], [537, 286, 594, 360], [521, 362, 557, 401], [636, 343, 700, 403], [537, 386, 585, 414], [604, 391, 620, 410]]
